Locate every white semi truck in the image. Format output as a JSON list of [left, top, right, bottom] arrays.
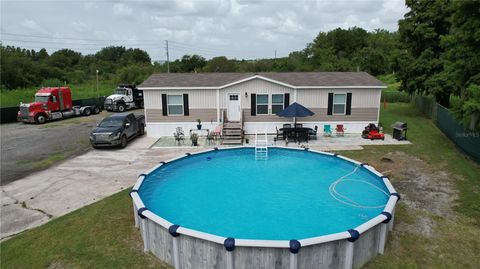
[[104, 84, 144, 112]]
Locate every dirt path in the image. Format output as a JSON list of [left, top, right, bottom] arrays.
[[374, 151, 457, 235]]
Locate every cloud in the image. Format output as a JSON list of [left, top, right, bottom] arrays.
[[21, 19, 49, 34], [84, 2, 99, 10], [113, 3, 133, 16], [2, 0, 408, 60]]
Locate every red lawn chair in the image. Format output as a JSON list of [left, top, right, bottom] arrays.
[[335, 124, 345, 136]]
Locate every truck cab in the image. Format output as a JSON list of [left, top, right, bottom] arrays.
[[104, 84, 143, 112], [35, 87, 73, 112], [18, 87, 100, 124]]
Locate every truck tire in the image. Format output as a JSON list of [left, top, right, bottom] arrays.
[[120, 135, 128, 148], [34, 114, 47, 124], [83, 108, 92, 116], [117, 104, 126, 112], [93, 106, 100, 114], [138, 125, 145, 136]]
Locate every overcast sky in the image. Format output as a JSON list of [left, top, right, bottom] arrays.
[[1, 0, 408, 61]]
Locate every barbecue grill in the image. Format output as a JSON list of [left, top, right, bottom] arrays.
[[392, 121, 407, 140]]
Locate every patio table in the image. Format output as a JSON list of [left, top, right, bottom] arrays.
[[279, 127, 312, 142], [189, 128, 209, 136]]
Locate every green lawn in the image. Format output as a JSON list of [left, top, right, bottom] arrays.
[[0, 80, 117, 108], [1, 103, 479, 268], [0, 189, 168, 269]]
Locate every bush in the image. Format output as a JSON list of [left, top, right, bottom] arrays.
[[68, 70, 87, 84], [116, 66, 152, 85], [381, 91, 411, 103], [40, 78, 64, 87]]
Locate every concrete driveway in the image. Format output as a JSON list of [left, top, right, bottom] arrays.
[[0, 136, 202, 240]]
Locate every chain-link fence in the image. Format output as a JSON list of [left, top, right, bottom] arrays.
[[411, 95, 436, 119], [436, 104, 480, 162]]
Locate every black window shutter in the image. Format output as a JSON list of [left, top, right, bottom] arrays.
[[251, 93, 256, 116], [161, 94, 167, 116], [284, 93, 290, 109], [327, 93, 333, 115], [346, 93, 352, 115], [183, 94, 189, 116]]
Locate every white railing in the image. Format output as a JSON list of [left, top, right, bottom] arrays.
[[254, 130, 268, 160]]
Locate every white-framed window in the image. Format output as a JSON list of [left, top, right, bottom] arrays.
[[167, 95, 183, 115], [333, 93, 346, 115], [229, 94, 239, 101], [271, 94, 284, 114], [256, 94, 269, 115]]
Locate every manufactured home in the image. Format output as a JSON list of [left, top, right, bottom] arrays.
[[138, 72, 386, 138]]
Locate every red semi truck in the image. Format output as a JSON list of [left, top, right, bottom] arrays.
[[17, 87, 101, 124]]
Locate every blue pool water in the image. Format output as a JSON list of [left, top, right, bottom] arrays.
[[139, 148, 389, 240]]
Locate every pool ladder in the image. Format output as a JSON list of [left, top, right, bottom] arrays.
[[254, 131, 268, 160]]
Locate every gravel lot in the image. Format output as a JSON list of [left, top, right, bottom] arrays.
[[0, 109, 144, 185]]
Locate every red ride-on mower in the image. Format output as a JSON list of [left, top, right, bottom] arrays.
[[367, 130, 385, 140], [362, 123, 385, 140]]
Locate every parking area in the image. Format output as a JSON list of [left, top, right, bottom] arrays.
[[0, 109, 144, 185]]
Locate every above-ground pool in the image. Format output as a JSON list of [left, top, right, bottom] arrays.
[[130, 147, 399, 269]]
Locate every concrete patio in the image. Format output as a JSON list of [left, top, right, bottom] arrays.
[[151, 133, 410, 151]]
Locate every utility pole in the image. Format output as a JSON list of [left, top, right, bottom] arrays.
[[165, 40, 170, 73], [96, 70, 99, 98], [274, 50, 277, 60]]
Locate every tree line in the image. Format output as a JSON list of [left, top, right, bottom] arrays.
[[0, 45, 153, 89], [397, 0, 479, 129], [1, 27, 400, 90], [158, 27, 400, 76]]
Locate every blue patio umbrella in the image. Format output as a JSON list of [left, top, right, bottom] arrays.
[[276, 102, 314, 125]]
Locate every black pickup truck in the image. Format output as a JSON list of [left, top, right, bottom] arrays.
[[90, 112, 145, 148]]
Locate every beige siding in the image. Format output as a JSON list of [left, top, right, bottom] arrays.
[[296, 88, 381, 108], [146, 108, 217, 122], [243, 109, 291, 122], [243, 107, 378, 122], [220, 78, 294, 109], [143, 81, 380, 124], [301, 107, 378, 121], [143, 89, 217, 109], [143, 90, 163, 109]]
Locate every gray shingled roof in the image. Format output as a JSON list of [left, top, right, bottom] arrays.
[[138, 72, 385, 88]]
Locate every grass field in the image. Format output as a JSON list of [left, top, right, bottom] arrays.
[[1, 103, 479, 268], [0, 79, 117, 108]]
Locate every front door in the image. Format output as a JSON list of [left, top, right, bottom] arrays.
[[227, 93, 241, 122]]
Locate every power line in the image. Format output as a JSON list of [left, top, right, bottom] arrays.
[[0, 42, 169, 52], [2, 32, 252, 54], [1, 37, 261, 57], [169, 40, 259, 55], [1, 38, 171, 49], [1, 32, 165, 42]]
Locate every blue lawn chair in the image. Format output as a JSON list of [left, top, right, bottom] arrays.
[[323, 124, 332, 137]]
